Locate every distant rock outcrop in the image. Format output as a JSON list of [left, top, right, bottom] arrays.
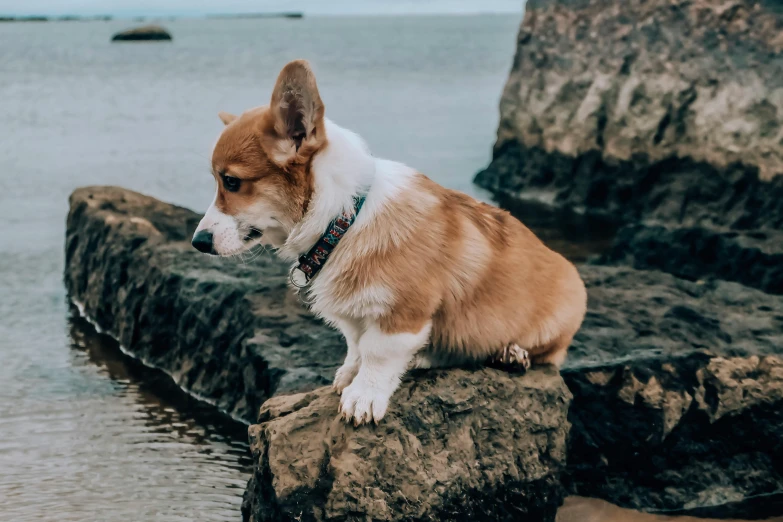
[[111, 24, 171, 41], [475, 0, 783, 229]]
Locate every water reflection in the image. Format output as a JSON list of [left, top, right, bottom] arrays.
[[0, 312, 252, 522], [496, 193, 618, 262], [69, 315, 251, 443]]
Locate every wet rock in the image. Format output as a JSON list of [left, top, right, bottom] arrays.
[[557, 496, 783, 521], [65, 188, 783, 516], [473, 1, 783, 507], [65, 186, 345, 422], [565, 355, 783, 517], [241, 367, 572, 522], [570, 266, 783, 368], [112, 24, 172, 41], [599, 223, 783, 295], [566, 266, 783, 514], [475, 0, 783, 228], [238, 266, 783, 519]]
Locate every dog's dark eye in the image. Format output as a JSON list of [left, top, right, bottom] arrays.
[[223, 175, 241, 192]]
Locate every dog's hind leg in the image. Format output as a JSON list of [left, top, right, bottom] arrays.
[[410, 351, 457, 370], [410, 347, 478, 370], [488, 343, 531, 372], [410, 353, 438, 369], [531, 333, 573, 368]]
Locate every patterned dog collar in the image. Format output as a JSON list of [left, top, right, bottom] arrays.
[[289, 196, 366, 288]]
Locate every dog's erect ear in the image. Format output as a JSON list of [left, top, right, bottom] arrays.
[[267, 60, 325, 165], [218, 111, 237, 126]]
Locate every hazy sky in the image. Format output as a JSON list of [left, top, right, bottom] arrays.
[[0, 0, 524, 16]]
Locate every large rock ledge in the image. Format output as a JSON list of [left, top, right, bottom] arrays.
[[65, 187, 783, 518], [242, 367, 571, 522], [476, 0, 783, 229]]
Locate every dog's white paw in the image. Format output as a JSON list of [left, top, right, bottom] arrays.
[[332, 362, 359, 394], [338, 380, 391, 426]]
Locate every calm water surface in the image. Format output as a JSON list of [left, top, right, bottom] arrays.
[[0, 14, 613, 521]]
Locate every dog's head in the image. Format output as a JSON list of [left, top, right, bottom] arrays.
[[192, 60, 326, 256]]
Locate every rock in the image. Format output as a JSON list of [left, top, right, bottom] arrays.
[[564, 354, 783, 517], [239, 264, 783, 519], [569, 266, 783, 368], [207, 12, 304, 20], [564, 265, 783, 371], [557, 496, 783, 522], [241, 367, 572, 522], [65, 187, 345, 422], [565, 266, 783, 515], [472, 2, 783, 509], [112, 24, 172, 41], [475, 0, 783, 228], [0, 16, 49, 22], [598, 223, 783, 295], [64, 188, 783, 516]]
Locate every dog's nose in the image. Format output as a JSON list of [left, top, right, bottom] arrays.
[[192, 230, 216, 255]]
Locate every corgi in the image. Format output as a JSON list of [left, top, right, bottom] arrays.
[[192, 60, 587, 425]]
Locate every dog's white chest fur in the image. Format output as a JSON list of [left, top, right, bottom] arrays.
[[306, 273, 395, 323]]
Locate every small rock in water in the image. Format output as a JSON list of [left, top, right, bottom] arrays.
[[111, 25, 172, 42]]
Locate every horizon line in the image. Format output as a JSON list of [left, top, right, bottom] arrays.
[[0, 8, 522, 19]]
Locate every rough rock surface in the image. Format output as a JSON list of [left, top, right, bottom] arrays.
[[65, 188, 783, 516], [238, 265, 783, 519], [565, 266, 783, 515], [65, 186, 344, 422], [599, 223, 783, 295], [565, 354, 783, 517], [111, 24, 172, 41], [241, 367, 572, 522], [473, 3, 783, 509], [570, 266, 783, 367], [475, 0, 783, 228], [557, 496, 783, 522]]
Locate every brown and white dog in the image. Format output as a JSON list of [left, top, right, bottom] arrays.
[[192, 60, 587, 425]]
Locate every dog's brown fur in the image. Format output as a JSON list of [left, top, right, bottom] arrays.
[[320, 173, 585, 365]]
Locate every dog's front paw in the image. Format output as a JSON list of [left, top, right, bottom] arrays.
[[338, 380, 391, 426], [332, 362, 359, 394]]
